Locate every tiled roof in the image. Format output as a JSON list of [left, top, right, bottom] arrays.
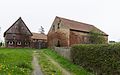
[[57, 16, 108, 36], [31, 32, 47, 40]]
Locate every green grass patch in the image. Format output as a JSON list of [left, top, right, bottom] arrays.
[[0, 48, 33, 75], [38, 50, 62, 75], [40, 49, 93, 75]]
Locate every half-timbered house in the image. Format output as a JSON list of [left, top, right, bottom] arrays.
[[4, 17, 32, 48]]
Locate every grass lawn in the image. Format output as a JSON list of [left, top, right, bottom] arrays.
[[0, 48, 33, 75], [39, 49, 93, 75]]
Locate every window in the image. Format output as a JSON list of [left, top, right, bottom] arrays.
[[58, 23, 60, 29], [52, 25, 55, 31], [8, 41, 13, 45], [17, 42, 21, 45], [25, 42, 28, 45], [57, 20, 61, 29], [57, 40, 60, 47]]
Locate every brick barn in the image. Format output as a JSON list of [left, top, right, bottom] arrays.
[[47, 16, 108, 48]]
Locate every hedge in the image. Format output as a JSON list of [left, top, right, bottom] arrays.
[[71, 44, 120, 75]]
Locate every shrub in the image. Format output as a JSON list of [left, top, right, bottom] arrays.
[[89, 30, 106, 44], [71, 44, 120, 75]]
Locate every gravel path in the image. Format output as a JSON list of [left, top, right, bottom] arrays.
[[32, 51, 44, 75]]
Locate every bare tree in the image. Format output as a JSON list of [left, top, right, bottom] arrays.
[[39, 26, 45, 34]]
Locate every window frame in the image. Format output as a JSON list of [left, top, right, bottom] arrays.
[[8, 41, 13, 45], [17, 41, 21, 45]]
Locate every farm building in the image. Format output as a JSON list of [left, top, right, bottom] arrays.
[[31, 32, 47, 49], [47, 16, 108, 48], [4, 17, 47, 48], [4, 17, 32, 48]]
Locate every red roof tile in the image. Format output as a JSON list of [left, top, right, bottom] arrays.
[[57, 16, 108, 36]]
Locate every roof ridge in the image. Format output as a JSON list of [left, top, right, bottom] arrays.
[[56, 16, 94, 27], [56, 16, 108, 36]]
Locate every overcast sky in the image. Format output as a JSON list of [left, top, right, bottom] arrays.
[[0, 0, 120, 42]]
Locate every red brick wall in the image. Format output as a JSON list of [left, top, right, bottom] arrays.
[[48, 31, 69, 48], [70, 31, 81, 46], [69, 31, 90, 46], [69, 30, 108, 46]]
